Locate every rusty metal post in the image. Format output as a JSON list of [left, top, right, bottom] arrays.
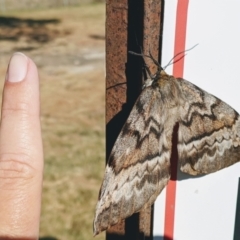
[[106, 0, 163, 239]]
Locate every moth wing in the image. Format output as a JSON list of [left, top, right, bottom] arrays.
[[178, 78, 240, 175], [93, 86, 177, 235]]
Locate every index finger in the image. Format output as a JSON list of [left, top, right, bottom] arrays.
[[0, 53, 43, 239]]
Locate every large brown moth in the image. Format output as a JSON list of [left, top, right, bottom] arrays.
[[93, 53, 240, 235]]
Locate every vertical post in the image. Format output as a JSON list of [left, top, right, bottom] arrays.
[[106, 0, 163, 239], [234, 178, 240, 240]]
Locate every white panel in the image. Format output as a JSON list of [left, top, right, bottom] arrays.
[[154, 1, 240, 239], [184, 0, 240, 112]]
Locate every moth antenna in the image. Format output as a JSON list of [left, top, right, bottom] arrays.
[[143, 60, 154, 79], [129, 51, 155, 79], [148, 48, 163, 71], [128, 51, 147, 57], [148, 49, 163, 80], [139, 47, 154, 79], [163, 43, 199, 70], [129, 49, 161, 70], [106, 82, 127, 90]]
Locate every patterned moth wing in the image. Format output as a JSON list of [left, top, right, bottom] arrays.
[[93, 69, 240, 235], [93, 71, 181, 235], [177, 78, 240, 175]]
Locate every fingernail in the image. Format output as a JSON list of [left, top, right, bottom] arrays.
[[6, 52, 28, 82]]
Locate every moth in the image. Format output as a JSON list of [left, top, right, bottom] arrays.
[[93, 53, 240, 235]]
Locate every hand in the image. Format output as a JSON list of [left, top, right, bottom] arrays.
[[0, 53, 43, 239]]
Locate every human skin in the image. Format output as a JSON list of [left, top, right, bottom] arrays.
[[0, 53, 43, 240]]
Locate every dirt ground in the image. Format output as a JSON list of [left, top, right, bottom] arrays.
[[0, 3, 106, 240]]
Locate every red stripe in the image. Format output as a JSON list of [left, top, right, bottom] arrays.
[[164, 0, 189, 239], [173, 0, 189, 78]]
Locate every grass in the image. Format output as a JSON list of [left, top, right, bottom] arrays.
[[0, 2, 106, 240]]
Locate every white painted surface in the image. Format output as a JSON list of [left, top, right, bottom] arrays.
[[153, 1, 240, 239]]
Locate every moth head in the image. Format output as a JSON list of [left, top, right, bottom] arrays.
[[142, 78, 153, 89], [152, 70, 183, 108]]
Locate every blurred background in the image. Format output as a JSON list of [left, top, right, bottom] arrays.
[[0, 1, 105, 239]]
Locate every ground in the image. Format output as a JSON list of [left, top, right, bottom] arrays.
[[0, 3, 106, 240]]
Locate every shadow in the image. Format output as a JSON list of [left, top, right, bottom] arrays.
[[124, 213, 140, 240], [169, 124, 179, 182], [125, 0, 144, 109], [153, 236, 172, 240], [177, 167, 206, 181], [106, 233, 125, 240], [89, 34, 105, 40], [170, 125, 207, 182], [106, 234, 172, 240], [0, 16, 65, 44], [0, 16, 59, 27], [13, 46, 38, 52], [106, 214, 141, 240], [106, 102, 134, 158], [40, 237, 59, 240], [0, 237, 58, 240]]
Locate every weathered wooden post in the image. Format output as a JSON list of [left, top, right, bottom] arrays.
[[105, 0, 163, 239]]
